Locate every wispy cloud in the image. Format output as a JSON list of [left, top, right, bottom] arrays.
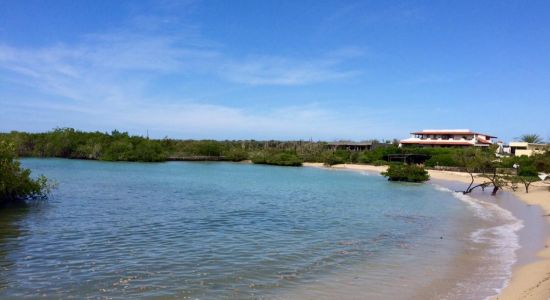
[[219, 55, 358, 85], [0, 24, 359, 92], [1, 94, 394, 140], [0, 5, 376, 139], [0, 32, 374, 138]]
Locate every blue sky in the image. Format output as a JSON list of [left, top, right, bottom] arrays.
[[0, 0, 549, 141]]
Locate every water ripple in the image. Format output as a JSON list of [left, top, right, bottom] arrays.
[[0, 159, 481, 299]]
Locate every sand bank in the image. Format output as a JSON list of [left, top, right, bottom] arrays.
[[303, 163, 550, 300]]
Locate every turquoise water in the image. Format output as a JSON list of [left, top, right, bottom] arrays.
[[0, 159, 518, 299]]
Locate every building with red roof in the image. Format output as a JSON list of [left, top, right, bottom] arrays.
[[399, 129, 497, 148]]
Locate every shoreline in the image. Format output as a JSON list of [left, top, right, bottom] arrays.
[[303, 162, 550, 300]]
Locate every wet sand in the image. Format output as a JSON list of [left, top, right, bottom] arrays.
[[493, 187, 550, 300], [303, 163, 550, 300]]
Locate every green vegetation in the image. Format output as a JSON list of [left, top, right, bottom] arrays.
[[1, 141, 52, 207], [356, 146, 398, 164], [1, 128, 548, 180], [250, 151, 303, 166], [503, 154, 549, 193], [452, 147, 550, 195], [2, 128, 168, 162], [381, 164, 430, 182], [511, 175, 539, 193], [0, 128, 362, 166], [357, 145, 463, 167], [322, 150, 353, 166], [500, 152, 550, 173]]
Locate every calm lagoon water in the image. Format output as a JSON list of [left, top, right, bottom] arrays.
[[0, 159, 522, 299]]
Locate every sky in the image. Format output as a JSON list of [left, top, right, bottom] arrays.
[[0, 0, 549, 141]]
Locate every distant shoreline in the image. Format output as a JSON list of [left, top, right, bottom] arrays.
[[303, 162, 550, 300]]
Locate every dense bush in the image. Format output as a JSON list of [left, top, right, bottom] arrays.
[[531, 152, 550, 173], [424, 154, 459, 167], [356, 146, 468, 167], [250, 151, 303, 166], [357, 146, 400, 163], [499, 152, 550, 173], [131, 140, 167, 162], [322, 150, 352, 166], [322, 154, 344, 166], [270, 152, 303, 166], [223, 148, 249, 162], [1, 142, 52, 207], [517, 165, 539, 177], [381, 164, 430, 182], [0, 129, 333, 165]]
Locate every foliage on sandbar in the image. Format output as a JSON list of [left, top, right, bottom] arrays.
[[1, 141, 53, 207], [381, 164, 430, 182]]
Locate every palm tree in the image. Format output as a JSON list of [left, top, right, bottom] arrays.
[[519, 134, 543, 144]]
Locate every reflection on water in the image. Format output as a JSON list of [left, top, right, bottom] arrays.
[[0, 206, 35, 290], [0, 159, 505, 299]]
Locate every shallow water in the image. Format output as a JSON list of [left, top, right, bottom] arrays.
[[0, 159, 524, 299]]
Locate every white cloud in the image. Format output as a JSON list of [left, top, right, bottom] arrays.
[[0, 11, 374, 139], [1, 95, 391, 140], [219, 55, 357, 86], [0, 28, 360, 99]]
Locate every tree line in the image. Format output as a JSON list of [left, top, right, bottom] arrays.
[[0, 128, 387, 166], [1, 128, 549, 171]]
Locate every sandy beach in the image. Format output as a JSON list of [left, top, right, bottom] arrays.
[[303, 163, 550, 300]]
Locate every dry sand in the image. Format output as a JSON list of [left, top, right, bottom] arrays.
[[303, 163, 550, 300]]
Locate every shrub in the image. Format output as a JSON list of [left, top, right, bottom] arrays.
[[381, 164, 430, 182], [499, 153, 550, 173], [518, 165, 538, 177], [1, 141, 53, 206], [224, 149, 249, 162], [131, 140, 167, 162], [249, 151, 267, 164], [322, 152, 345, 166], [100, 140, 134, 161], [357, 146, 401, 163], [251, 151, 303, 166], [532, 152, 550, 173], [323, 150, 353, 165], [270, 152, 303, 166], [350, 152, 360, 163], [425, 154, 458, 167], [499, 155, 535, 169]]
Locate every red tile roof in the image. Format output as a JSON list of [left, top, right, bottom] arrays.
[[400, 141, 474, 146], [410, 131, 497, 138]]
